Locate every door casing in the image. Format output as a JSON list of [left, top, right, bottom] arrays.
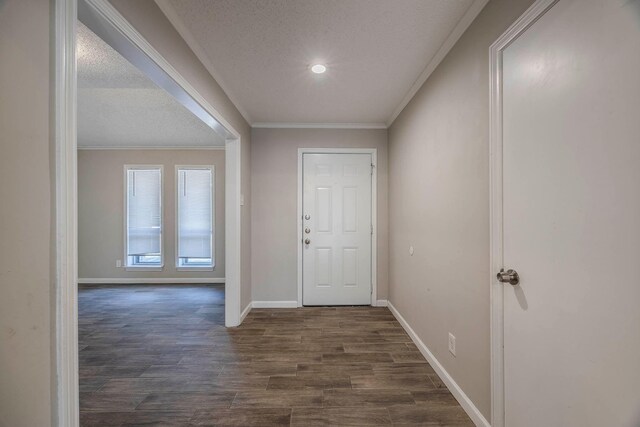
[[297, 148, 378, 307]]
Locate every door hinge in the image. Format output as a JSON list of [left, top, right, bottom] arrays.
[[371, 224, 374, 235], [371, 163, 375, 175]]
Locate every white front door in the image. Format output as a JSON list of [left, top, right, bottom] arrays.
[[499, 0, 640, 425], [302, 153, 372, 305]]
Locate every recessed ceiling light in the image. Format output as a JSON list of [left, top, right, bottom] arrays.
[[310, 64, 327, 74]]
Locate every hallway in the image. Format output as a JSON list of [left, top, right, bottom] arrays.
[[78, 285, 472, 426]]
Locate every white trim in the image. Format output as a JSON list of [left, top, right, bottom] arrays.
[[54, 0, 79, 425], [489, 2, 558, 426], [174, 165, 216, 270], [386, 0, 490, 127], [297, 148, 378, 307], [176, 267, 214, 272], [370, 152, 378, 308], [125, 267, 163, 272], [240, 302, 252, 323], [252, 122, 388, 130], [374, 299, 388, 307], [78, 278, 225, 284], [78, 146, 226, 151], [252, 301, 299, 309], [296, 148, 379, 155], [225, 138, 242, 327], [387, 302, 490, 427], [154, 0, 253, 125]]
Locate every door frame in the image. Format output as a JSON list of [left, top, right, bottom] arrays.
[[54, 0, 244, 424], [297, 148, 378, 307], [489, 1, 559, 426]]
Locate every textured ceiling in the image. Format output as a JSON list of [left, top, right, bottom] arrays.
[[161, 0, 475, 125], [77, 21, 224, 148]]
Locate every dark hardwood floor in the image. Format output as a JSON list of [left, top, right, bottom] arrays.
[[79, 285, 472, 426]]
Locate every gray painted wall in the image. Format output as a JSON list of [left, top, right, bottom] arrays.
[[78, 149, 225, 280], [388, 0, 535, 418], [0, 0, 53, 426], [251, 128, 389, 303]]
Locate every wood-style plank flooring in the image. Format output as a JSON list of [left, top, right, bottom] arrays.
[[79, 285, 472, 426]]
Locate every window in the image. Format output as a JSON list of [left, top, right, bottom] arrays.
[[176, 166, 214, 269], [125, 166, 163, 268]]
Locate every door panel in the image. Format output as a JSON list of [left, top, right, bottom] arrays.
[[316, 187, 332, 232], [315, 247, 332, 287], [343, 187, 358, 232], [303, 153, 372, 305], [501, 0, 640, 425]]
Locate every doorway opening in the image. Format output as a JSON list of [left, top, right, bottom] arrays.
[[55, 0, 243, 424]]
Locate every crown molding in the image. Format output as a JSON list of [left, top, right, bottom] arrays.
[[386, 0, 490, 127], [156, 0, 487, 130], [77, 145, 226, 150], [154, 0, 253, 126], [251, 122, 388, 130]]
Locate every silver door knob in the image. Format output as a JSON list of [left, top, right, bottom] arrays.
[[497, 268, 519, 286], [304, 238, 311, 245]]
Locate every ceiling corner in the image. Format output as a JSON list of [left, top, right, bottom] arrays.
[[385, 0, 490, 127], [251, 122, 388, 130], [154, 0, 254, 126]]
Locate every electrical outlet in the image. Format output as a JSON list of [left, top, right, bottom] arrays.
[[448, 332, 456, 356], [116, 259, 122, 268]]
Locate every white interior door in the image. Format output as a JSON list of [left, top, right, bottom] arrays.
[[500, 0, 640, 425], [302, 153, 372, 305]]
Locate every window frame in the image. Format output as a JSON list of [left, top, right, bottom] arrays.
[[124, 164, 164, 271], [175, 165, 215, 271]]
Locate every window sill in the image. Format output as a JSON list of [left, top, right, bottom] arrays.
[[176, 266, 214, 272], [125, 266, 163, 272]]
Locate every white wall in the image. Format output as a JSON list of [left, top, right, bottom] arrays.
[[77, 149, 225, 281], [0, 0, 53, 425], [109, 0, 252, 308], [388, 0, 535, 419], [251, 128, 388, 303]]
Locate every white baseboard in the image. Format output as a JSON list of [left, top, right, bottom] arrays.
[[78, 278, 225, 284], [251, 301, 298, 308], [250, 300, 386, 308], [240, 302, 252, 323], [387, 301, 490, 427]]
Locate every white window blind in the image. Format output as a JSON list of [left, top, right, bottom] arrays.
[[177, 167, 213, 263], [126, 167, 162, 262]]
